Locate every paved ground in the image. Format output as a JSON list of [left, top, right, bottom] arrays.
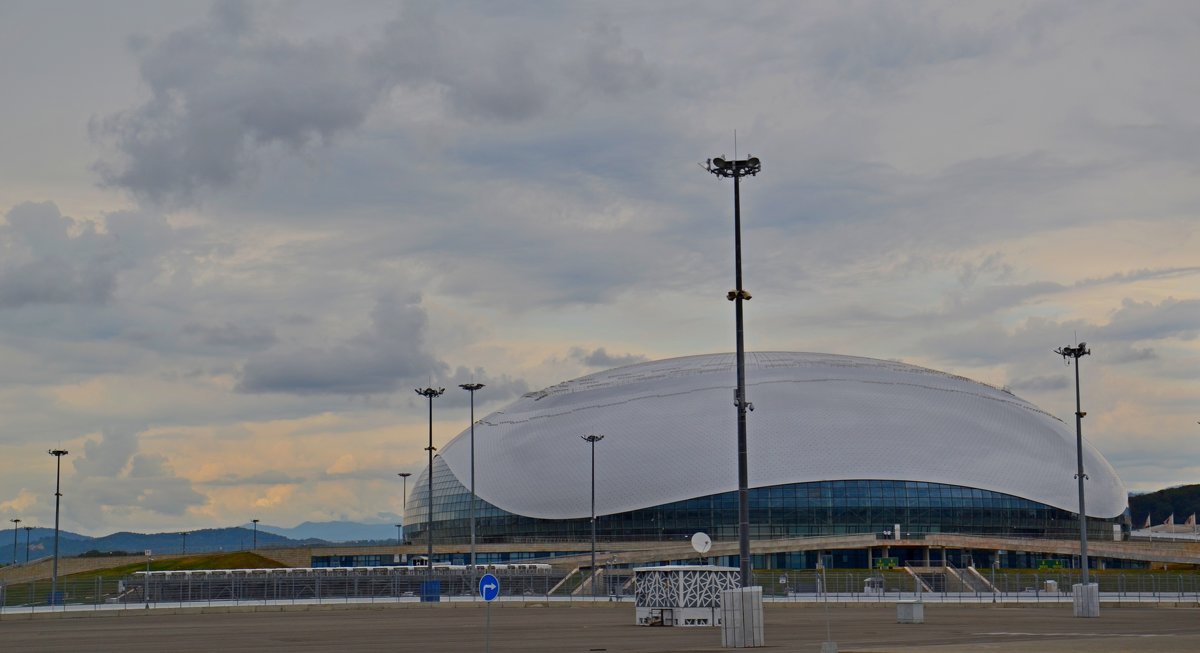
[[3, 603, 1199, 652]]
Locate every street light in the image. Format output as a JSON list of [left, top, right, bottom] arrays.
[[251, 519, 259, 550], [398, 472, 412, 542], [9, 518, 19, 565], [1055, 341, 1096, 616], [459, 382, 485, 586], [48, 448, 68, 606], [706, 153, 761, 588], [23, 526, 33, 563], [581, 434, 604, 598], [416, 386, 445, 576]]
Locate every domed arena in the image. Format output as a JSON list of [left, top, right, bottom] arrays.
[[406, 352, 1128, 556]]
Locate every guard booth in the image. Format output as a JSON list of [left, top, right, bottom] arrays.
[[633, 565, 740, 627], [864, 576, 885, 595]]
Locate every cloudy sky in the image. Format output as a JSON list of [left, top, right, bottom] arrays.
[[1, 0, 1197, 536]]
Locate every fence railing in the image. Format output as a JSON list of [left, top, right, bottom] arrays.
[[4, 569, 1198, 613]]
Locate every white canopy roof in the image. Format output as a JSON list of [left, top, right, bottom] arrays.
[[438, 352, 1126, 520]]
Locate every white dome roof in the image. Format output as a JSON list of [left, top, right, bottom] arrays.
[[438, 352, 1126, 520]]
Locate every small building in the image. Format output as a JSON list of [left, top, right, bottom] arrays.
[[633, 565, 740, 627]]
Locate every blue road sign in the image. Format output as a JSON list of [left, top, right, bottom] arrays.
[[479, 573, 500, 602]]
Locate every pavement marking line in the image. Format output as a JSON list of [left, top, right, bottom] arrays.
[[979, 632, 1170, 637]]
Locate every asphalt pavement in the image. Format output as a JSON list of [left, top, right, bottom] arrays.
[[3, 603, 1198, 652]]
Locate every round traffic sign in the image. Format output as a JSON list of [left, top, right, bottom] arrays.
[[479, 573, 500, 602]]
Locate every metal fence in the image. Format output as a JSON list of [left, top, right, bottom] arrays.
[[4, 568, 1199, 613], [750, 569, 1200, 603], [0, 567, 641, 612]]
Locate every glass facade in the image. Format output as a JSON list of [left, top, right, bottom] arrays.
[[406, 457, 1125, 545]]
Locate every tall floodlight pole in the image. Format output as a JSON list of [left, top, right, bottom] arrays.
[[23, 526, 33, 563], [9, 518, 19, 565], [416, 386, 445, 576], [181, 532, 187, 555], [707, 154, 761, 587], [252, 519, 259, 550], [581, 434, 604, 598], [459, 382, 485, 586], [48, 449, 68, 605], [398, 472, 412, 540], [1055, 343, 1092, 587]]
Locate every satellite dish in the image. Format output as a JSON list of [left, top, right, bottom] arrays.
[[691, 532, 712, 555]]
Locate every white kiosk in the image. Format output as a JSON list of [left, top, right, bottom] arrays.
[[634, 564, 741, 627]]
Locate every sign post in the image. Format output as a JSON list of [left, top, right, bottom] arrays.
[[479, 573, 499, 652]]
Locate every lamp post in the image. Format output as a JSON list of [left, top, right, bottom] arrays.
[[251, 519, 259, 550], [48, 449, 68, 605], [9, 518, 19, 565], [416, 386, 445, 577], [1055, 343, 1091, 585], [398, 472, 412, 537], [581, 434, 604, 598], [706, 153, 761, 587], [23, 526, 33, 563], [459, 382, 485, 585]]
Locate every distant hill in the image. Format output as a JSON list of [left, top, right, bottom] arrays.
[[1128, 484, 1200, 526], [0, 521, 410, 566], [1, 526, 309, 565], [257, 521, 401, 543]]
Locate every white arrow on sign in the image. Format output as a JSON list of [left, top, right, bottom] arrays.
[[483, 582, 496, 593]]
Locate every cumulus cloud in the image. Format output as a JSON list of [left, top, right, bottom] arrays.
[[92, 0, 383, 204], [237, 292, 440, 395], [92, 2, 667, 205], [1099, 297, 1200, 342], [570, 346, 647, 368], [0, 202, 173, 309], [69, 426, 206, 524], [438, 365, 530, 409]]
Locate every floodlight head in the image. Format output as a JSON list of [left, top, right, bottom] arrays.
[[48, 449, 68, 457], [415, 387, 446, 398], [398, 472, 412, 478], [459, 383, 485, 392], [581, 434, 605, 443]]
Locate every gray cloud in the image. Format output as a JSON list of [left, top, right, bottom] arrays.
[[570, 346, 647, 368], [93, 2, 668, 206], [566, 21, 659, 99], [803, 3, 998, 90], [1007, 374, 1069, 393], [436, 365, 530, 410], [199, 471, 306, 487], [69, 426, 206, 524], [1099, 298, 1200, 342], [237, 292, 440, 396], [182, 322, 277, 350], [1105, 344, 1158, 364], [0, 202, 173, 309], [92, 0, 382, 204]]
